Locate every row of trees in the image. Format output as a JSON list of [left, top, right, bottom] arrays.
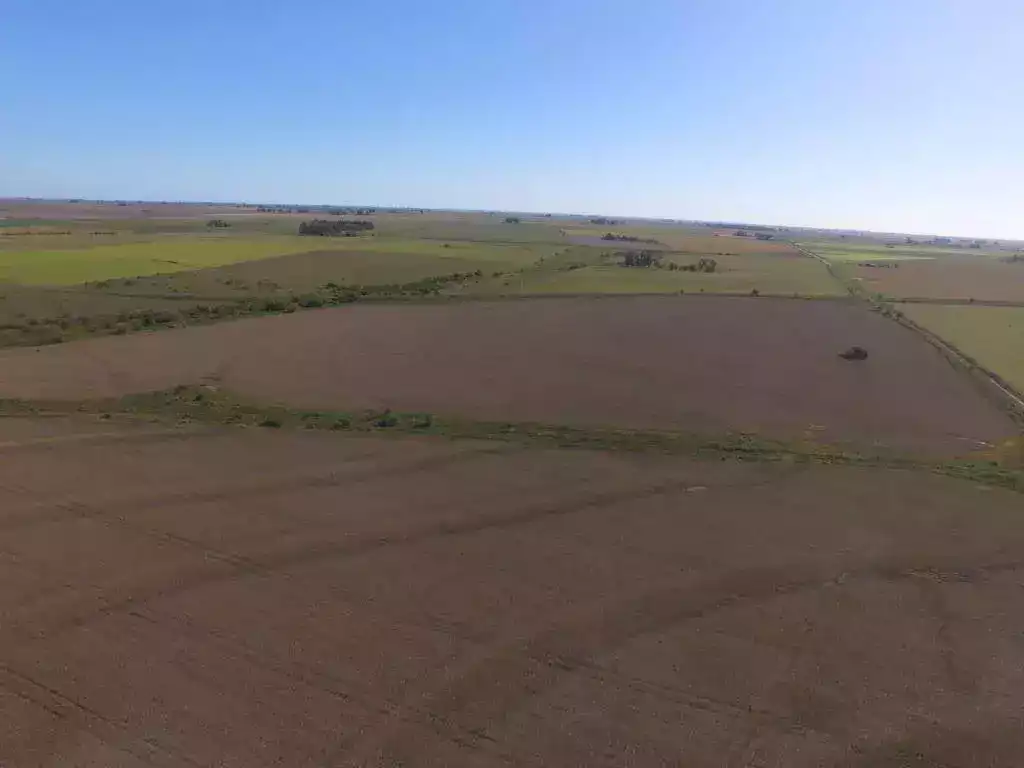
[[330, 208, 376, 216], [601, 232, 660, 244], [298, 219, 375, 236], [669, 257, 718, 273], [620, 251, 718, 273], [734, 230, 775, 240], [621, 250, 660, 267]]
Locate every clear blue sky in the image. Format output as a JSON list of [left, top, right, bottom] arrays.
[[2, 1, 1022, 237]]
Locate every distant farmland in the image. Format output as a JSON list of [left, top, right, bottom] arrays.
[[0, 237, 320, 284]]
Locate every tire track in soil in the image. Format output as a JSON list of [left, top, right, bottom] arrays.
[[0, 664, 207, 768], [1, 443, 522, 637], [12, 464, 794, 642], [0, 439, 514, 533], [332, 558, 1024, 766]]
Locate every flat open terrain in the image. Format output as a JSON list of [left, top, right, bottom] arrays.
[[900, 304, 1024, 393], [0, 237, 324, 284], [475, 253, 842, 297], [848, 257, 1024, 303], [3, 421, 1024, 767], [0, 296, 1013, 456]]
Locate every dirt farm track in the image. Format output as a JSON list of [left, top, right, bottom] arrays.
[[0, 296, 1015, 456], [3, 420, 1024, 767]]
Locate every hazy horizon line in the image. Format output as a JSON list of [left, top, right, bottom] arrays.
[[2, 195, 1019, 244]]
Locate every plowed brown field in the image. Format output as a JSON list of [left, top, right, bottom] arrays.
[[852, 256, 1024, 302], [2, 421, 1024, 767], [0, 297, 1015, 456]]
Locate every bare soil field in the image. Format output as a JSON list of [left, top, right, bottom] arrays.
[[2, 421, 1024, 767], [851, 256, 1024, 303], [0, 297, 1014, 456]]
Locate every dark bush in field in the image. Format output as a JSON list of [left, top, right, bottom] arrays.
[[504, 217, 521, 224], [411, 413, 434, 429], [297, 294, 325, 308], [372, 409, 398, 428], [298, 219, 375, 236], [259, 298, 287, 312], [206, 219, 231, 228], [621, 250, 660, 268]]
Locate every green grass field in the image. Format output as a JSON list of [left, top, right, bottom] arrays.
[[802, 242, 941, 262], [468, 253, 844, 297], [0, 237, 329, 284], [900, 304, 1024, 392]]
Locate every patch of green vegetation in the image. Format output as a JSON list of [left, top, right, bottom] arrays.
[[469, 257, 843, 297], [804, 242, 945, 262], [2, 385, 1021, 492], [0, 269, 489, 348], [0, 237, 322, 284], [899, 304, 1024, 393]]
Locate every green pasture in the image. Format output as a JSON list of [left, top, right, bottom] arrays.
[[0, 237, 320, 285], [468, 256, 843, 297], [899, 304, 1024, 393], [799, 240, 1013, 262]]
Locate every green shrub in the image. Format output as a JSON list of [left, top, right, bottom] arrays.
[[298, 295, 325, 308], [373, 409, 398, 428]]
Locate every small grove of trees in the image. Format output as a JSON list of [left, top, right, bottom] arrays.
[[504, 216, 521, 224], [601, 232, 660, 244], [667, 257, 718, 273], [206, 219, 231, 228], [298, 219, 375, 236], [621, 250, 660, 267], [590, 217, 619, 225]]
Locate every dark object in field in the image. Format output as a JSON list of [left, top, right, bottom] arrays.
[[298, 219, 374, 237], [621, 249, 660, 268], [839, 346, 868, 361]]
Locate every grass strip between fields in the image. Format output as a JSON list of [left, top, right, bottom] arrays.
[[1, 385, 1021, 493]]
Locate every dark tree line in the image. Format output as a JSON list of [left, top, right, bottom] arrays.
[[601, 232, 660, 244], [330, 208, 377, 216], [621, 250, 660, 268], [298, 219, 375, 236]]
